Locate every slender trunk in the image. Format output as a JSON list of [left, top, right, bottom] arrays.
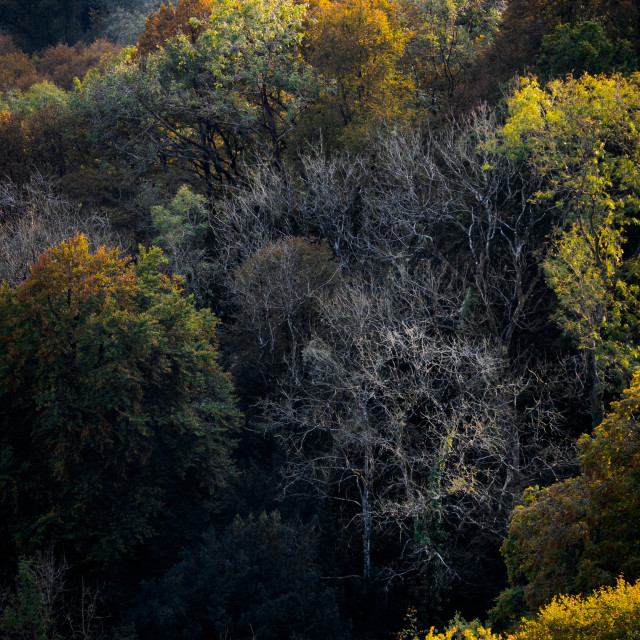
[[361, 404, 373, 586], [362, 467, 372, 584], [589, 347, 603, 427]]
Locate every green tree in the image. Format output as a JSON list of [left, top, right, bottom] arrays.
[[402, 0, 503, 107], [131, 512, 349, 640], [0, 553, 103, 640], [0, 235, 239, 570], [150, 184, 213, 301], [537, 21, 637, 79], [90, 0, 165, 45], [473, 0, 640, 107], [0, 81, 71, 185], [78, 0, 319, 195], [500, 72, 640, 420]]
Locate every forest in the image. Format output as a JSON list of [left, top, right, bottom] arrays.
[[0, 0, 639, 638]]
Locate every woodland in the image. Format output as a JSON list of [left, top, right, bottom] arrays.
[[0, 0, 639, 638]]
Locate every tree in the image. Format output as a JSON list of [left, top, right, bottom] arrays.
[[302, 0, 412, 145], [0, 109, 30, 185], [36, 39, 122, 91], [203, 111, 569, 621], [400, 0, 503, 107], [401, 577, 640, 640], [136, 0, 216, 57], [536, 21, 637, 80], [265, 266, 556, 587], [231, 237, 340, 385], [0, 552, 103, 640], [500, 72, 640, 420], [497, 371, 640, 614], [0, 34, 39, 92], [221, 114, 557, 354], [90, 0, 165, 45], [415, 107, 556, 353], [0, 235, 240, 571], [149, 184, 213, 302], [509, 578, 640, 640], [0, 173, 118, 286], [130, 512, 349, 640], [78, 0, 319, 196], [469, 0, 640, 106]]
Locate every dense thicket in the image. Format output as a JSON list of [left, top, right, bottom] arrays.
[[0, 0, 639, 638]]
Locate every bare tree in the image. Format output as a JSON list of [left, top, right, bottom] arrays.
[[421, 108, 557, 352], [264, 266, 562, 586], [0, 173, 123, 285], [213, 113, 555, 356], [0, 551, 104, 639], [303, 112, 555, 352]]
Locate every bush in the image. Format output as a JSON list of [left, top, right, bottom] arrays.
[[511, 578, 640, 640], [401, 579, 640, 639]]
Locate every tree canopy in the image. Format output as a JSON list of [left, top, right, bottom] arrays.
[[3, 1, 640, 638], [0, 235, 239, 569]]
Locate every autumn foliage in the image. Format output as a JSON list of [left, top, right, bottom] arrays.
[[2, 0, 640, 638], [0, 236, 239, 567], [499, 371, 640, 611], [404, 578, 640, 640], [36, 39, 121, 90], [136, 0, 217, 56], [304, 0, 412, 138]]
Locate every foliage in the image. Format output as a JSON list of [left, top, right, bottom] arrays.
[[0, 108, 29, 184], [498, 371, 640, 612], [36, 40, 122, 91], [401, 0, 503, 107], [399, 608, 496, 640], [130, 511, 349, 640], [0, 34, 38, 91], [0, 553, 103, 640], [510, 577, 640, 640], [1, 557, 62, 640], [501, 73, 640, 211], [2, 0, 640, 634], [79, 0, 319, 193], [500, 72, 640, 415], [473, 0, 640, 106], [90, 0, 165, 45], [136, 0, 216, 57], [537, 21, 638, 79], [402, 578, 640, 639], [2, 81, 67, 115], [398, 606, 501, 640], [0, 235, 239, 569], [0, 81, 70, 185], [303, 0, 412, 144], [150, 185, 213, 300]]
